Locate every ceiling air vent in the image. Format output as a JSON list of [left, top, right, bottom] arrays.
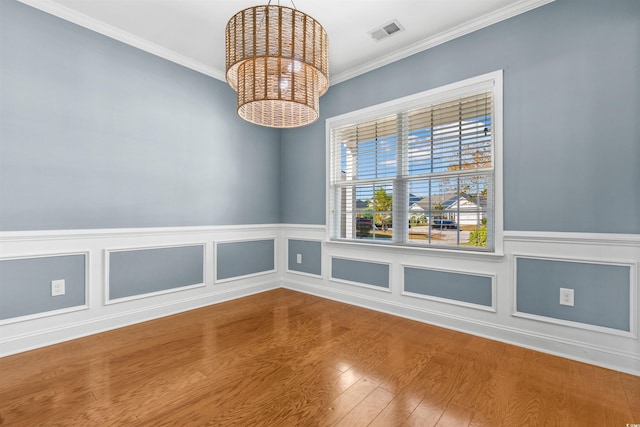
[[369, 19, 405, 41]]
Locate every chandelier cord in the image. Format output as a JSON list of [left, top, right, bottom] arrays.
[[259, 0, 298, 30], [267, 0, 297, 9]]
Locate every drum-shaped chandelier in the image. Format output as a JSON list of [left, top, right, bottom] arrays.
[[225, 4, 329, 128]]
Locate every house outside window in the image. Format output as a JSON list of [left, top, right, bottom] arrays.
[[327, 71, 503, 253]]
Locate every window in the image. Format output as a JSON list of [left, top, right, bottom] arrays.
[[327, 71, 502, 252]]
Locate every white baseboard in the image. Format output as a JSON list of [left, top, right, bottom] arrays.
[[282, 279, 640, 376]]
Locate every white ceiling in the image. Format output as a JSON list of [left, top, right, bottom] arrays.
[[18, 0, 554, 85]]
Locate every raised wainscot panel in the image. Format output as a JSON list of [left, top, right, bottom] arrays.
[[403, 266, 495, 311], [330, 257, 390, 290], [216, 239, 275, 282], [515, 256, 633, 334], [287, 239, 322, 277], [107, 245, 205, 303], [0, 253, 87, 322]]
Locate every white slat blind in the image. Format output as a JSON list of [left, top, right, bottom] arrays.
[[330, 114, 398, 241], [329, 84, 496, 251], [406, 92, 492, 176]]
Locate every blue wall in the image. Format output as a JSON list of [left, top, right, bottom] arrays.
[[0, 0, 281, 231], [280, 0, 640, 234], [3, 0, 637, 233]]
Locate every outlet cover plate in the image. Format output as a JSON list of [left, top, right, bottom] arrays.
[[51, 279, 65, 296], [559, 287, 574, 306]]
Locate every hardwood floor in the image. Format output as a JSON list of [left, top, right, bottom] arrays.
[[1, 288, 638, 426]]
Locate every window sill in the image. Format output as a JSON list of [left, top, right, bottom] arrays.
[[325, 238, 505, 262]]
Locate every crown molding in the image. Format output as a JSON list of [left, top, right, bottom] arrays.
[[330, 0, 557, 85], [15, 0, 226, 81], [17, 0, 554, 86]]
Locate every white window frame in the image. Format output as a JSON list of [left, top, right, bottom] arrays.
[[325, 70, 503, 255]]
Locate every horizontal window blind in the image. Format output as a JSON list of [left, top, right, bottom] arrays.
[[406, 92, 492, 176], [329, 83, 496, 251], [330, 114, 398, 183]]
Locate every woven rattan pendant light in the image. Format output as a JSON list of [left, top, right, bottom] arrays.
[[225, 3, 329, 128]]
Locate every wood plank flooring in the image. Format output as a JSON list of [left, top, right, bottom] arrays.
[[1, 288, 638, 426]]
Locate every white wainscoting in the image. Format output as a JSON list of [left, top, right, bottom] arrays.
[[1, 225, 638, 376], [0, 225, 281, 357], [281, 225, 640, 376]]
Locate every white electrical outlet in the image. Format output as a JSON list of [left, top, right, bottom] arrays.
[[296, 253, 302, 264], [559, 287, 574, 306], [51, 279, 65, 296]]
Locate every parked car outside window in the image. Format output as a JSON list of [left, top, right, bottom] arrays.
[[431, 220, 458, 229]]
